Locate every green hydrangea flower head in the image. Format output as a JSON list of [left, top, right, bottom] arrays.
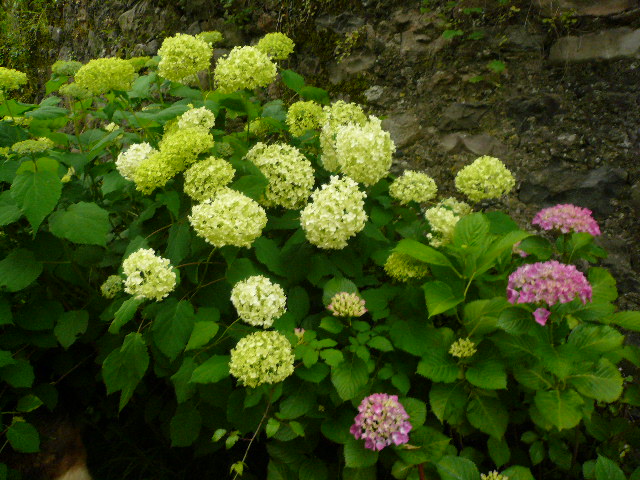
[[74, 57, 136, 95], [245, 142, 315, 209], [439, 197, 473, 217], [122, 248, 176, 301], [449, 338, 477, 358], [256, 32, 295, 60], [319, 101, 367, 172], [389, 171, 438, 204], [455, 155, 515, 203], [11, 137, 54, 155], [230, 275, 287, 328], [424, 198, 471, 247], [100, 275, 123, 299], [327, 292, 367, 317], [215, 142, 234, 158], [229, 331, 295, 388], [384, 252, 430, 282], [157, 33, 213, 83], [130, 150, 181, 194], [127, 56, 152, 71], [116, 142, 158, 182], [51, 60, 83, 76], [481, 472, 508, 480], [286, 100, 325, 137], [58, 82, 92, 99], [245, 118, 271, 137], [158, 126, 215, 168], [197, 30, 223, 46], [189, 188, 267, 248], [177, 106, 216, 130], [2, 116, 31, 126], [334, 115, 395, 186], [183, 156, 235, 201], [0, 67, 27, 93], [214, 46, 277, 94], [300, 175, 367, 249]]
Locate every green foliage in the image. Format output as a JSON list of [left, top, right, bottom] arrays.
[[0, 31, 637, 480]]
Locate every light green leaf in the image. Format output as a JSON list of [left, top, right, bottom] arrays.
[[496, 307, 533, 335], [170, 403, 202, 447], [11, 158, 62, 232], [0, 190, 22, 225], [394, 239, 455, 268], [423, 281, 463, 318], [588, 267, 618, 303], [49, 202, 111, 246], [185, 321, 219, 351], [609, 311, 640, 331], [436, 455, 480, 480], [501, 466, 535, 480], [16, 394, 43, 413], [367, 336, 393, 352], [344, 437, 378, 468], [152, 300, 196, 361], [54, 310, 89, 349], [568, 324, 624, 357], [102, 332, 149, 411], [567, 358, 623, 402], [417, 348, 461, 383], [430, 382, 468, 425], [466, 395, 508, 438], [190, 355, 230, 384], [401, 397, 427, 427], [281, 69, 306, 92], [463, 298, 507, 336], [321, 348, 344, 367], [331, 357, 368, 400], [109, 297, 143, 334], [453, 213, 489, 247], [466, 359, 507, 390], [7, 418, 40, 453], [534, 388, 584, 430], [0, 249, 42, 292], [595, 455, 626, 480], [266, 418, 280, 438]]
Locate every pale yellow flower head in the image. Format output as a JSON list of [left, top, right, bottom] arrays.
[[229, 331, 294, 388], [424, 197, 471, 247], [122, 248, 176, 302], [183, 156, 235, 201], [230, 275, 287, 328], [130, 151, 181, 194], [158, 33, 213, 83], [256, 32, 295, 60], [74, 58, 136, 95], [389, 171, 438, 204], [319, 101, 367, 172], [51, 60, 83, 76], [196, 31, 223, 46], [58, 82, 92, 99], [0, 67, 27, 93], [116, 143, 158, 181], [286, 100, 325, 137], [158, 126, 215, 168], [214, 46, 277, 93], [177, 106, 216, 131], [11, 137, 54, 155], [455, 155, 515, 203], [481, 472, 508, 480], [384, 252, 430, 282], [449, 338, 477, 358]]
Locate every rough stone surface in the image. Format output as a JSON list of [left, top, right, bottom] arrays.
[[549, 28, 640, 63], [440, 133, 508, 157], [534, 0, 637, 16], [381, 113, 423, 149], [438, 103, 488, 131]]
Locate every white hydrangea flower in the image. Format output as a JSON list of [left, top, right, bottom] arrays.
[[158, 33, 213, 83], [183, 156, 235, 202], [122, 248, 176, 301], [213, 46, 277, 93], [300, 176, 367, 249], [424, 198, 471, 247], [389, 171, 438, 204], [177, 106, 216, 130], [230, 275, 286, 328], [455, 155, 515, 203], [188, 188, 267, 248], [116, 143, 158, 181], [229, 331, 295, 388], [334, 116, 395, 186], [245, 142, 314, 209], [319, 101, 367, 172]]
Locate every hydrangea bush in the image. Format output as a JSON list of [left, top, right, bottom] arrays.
[[0, 31, 639, 480]]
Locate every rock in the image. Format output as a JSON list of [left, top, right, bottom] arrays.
[[118, 8, 137, 33], [315, 13, 365, 34], [382, 113, 422, 149], [327, 53, 376, 84], [506, 95, 562, 126], [364, 85, 384, 104], [630, 181, 640, 212], [549, 28, 640, 63], [440, 133, 508, 157], [533, 0, 636, 16], [438, 103, 487, 131], [500, 25, 544, 52], [49, 27, 63, 44]]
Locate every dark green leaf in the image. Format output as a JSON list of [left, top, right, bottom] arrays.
[[11, 158, 62, 232], [394, 239, 454, 268], [109, 298, 143, 334], [344, 437, 378, 468], [185, 320, 219, 351], [567, 358, 623, 402], [430, 382, 467, 425], [465, 359, 507, 390], [170, 403, 202, 447], [281, 70, 306, 92], [102, 333, 150, 411], [166, 221, 191, 265], [171, 357, 197, 403], [501, 466, 535, 480], [54, 310, 89, 348], [0, 359, 34, 388], [466, 395, 508, 438], [331, 357, 368, 400], [190, 355, 230, 384], [49, 202, 111, 246], [488, 436, 510, 468], [0, 249, 42, 292], [299, 86, 330, 105], [436, 455, 480, 480], [534, 388, 583, 430], [0, 190, 22, 225], [7, 419, 40, 453], [417, 348, 461, 383], [152, 300, 196, 361], [595, 455, 626, 480], [279, 388, 315, 420]]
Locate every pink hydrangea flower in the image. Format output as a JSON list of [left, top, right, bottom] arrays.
[[350, 393, 412, 451], [532, 204, 600, 236], [507, 260, 592, 311], [533, 308, 551, 326]]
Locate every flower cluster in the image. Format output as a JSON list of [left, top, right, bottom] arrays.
[[384, 252, 430, 282], [214, 46, 277, 93], [183, 156, 235, 201], [300, 176, 367, 249], [51, 60, 83, 76], [532, 203, 600, 236], [334, 116, 395, 186], [256, 32, 295, 60], [327, 292, 367, 317], [11, 137, 54, 155], [481, 472, 508, 480], [229, 331, 295, 388], [245, 142, 314, 209], [230, 276, 287, 328], [389, 170, 438, 204], [116, 143, 158, 181], [100, 275, 123, 299], [58, 83, 92, 99], [350, 393, 412, 451], [157, 33, 213, 83], [0, 67, 27, 93], [507, 260, 592, 325], [177, 106, 216, 131], [455, 155, 515, 203], [74, 58, 136, 95], [319, 101, 367, 172], [449, 338, 477, 358], [122, 248, 176, 301], [286, 100, 325, 137], [245, 118, 270, 137], [130, 151, 178, 194], [196, 30, 223, 46], [189, 188, 267, 248], [158, 127, 215, 167], [424, 198, 471, 247], [3, 116, 31, 126]]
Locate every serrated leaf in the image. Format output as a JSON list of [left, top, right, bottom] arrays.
[[170, 403, 202, 447], [190, 355, 230, 384], [7, 419, 40, 453], [109, 298, 143, 334], [281, 69, 305, 92], [152, 300, 196, 361], [595, 455, 626, 480], [331, 357, 368, 400], [344, 437, 378, 468], [453, 213, 489, 248], [11, 159, 62, 232], [436, 455, 480, 480], [466, 395, 508, 438], [185, 321, 219, 351], [567, 358, 623, 402], [401, 397, 427, 427], [496, 307, 532, 335], [423, 281, 463, 318], [430, 382, 467, 425], [610, 310, 640, 331], [266, 418, 280, 438], [171, 357, 197, 403], [367, 336, 393, 352], [534, 389, 583, 430], [54, 310, 89, 348], [465, 359, 507, 390], [487, 436, 510, 468], [321, 348, 344, 367], [501, 466, 535, 480], [417, 349, 461, 383], [102, 332, 149, 411], [212, 428, 227, 442], [49, 202, 111, 246], [0, 249, 42, 292], [568, 324, 624, 356], [0, 190, 22, 225], [16, 394, 43, 413], [279, 388, 315, 420], [320, 316, 344, 333]]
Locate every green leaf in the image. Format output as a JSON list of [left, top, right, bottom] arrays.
[[109, 298, 143, 334], [299, 458, 328, 480], [7, 419, 40, 453], [296, 363, 329, 383], [16, 394, 43, 413], [430, 382, 468, 425], [390, 320, 440, 356], [568, 324, 624, 357], [394, 239, 455, 268], [342, 467, 376, 480], [281, 69, 306, 92], [11, 158, 62, 232], [0, 359, 34, 388], [185, 321, 219, 351], [401, 397, 427, 427], [190, 355, 230, 384], [436, 455, 480, 480], [299, 86, 330, 105], [0, 190, 22, 225], [102, 332, 150, 411], [518, 236, 553, 260], [395, 426, 450, 465], [534, 389, 584, 430], [501, 466, 535, 480], [0, 249, 42, 291], [463, 298, 507, 336], [423, 281, 463, 318], [170, 403, 202, 447], [453, 213, 489, 247], [279, 388, 315, 420], [320, 316, 344, 334], [466, 395, 508, 438], [26, 105, 68, 120], [254, 236, 286, 276], [367, 336, 393, 352], [54, 310, 89, 348], [344, 437, 378, 468], [589, 267, 618, 302], [152, 300, 196, 361], [321, 348, 344, 367], [322, 277, 358, 306], [595, 455, 626, 480], [49, 202, 111, 246], [442, 29, 464, 39], [231, 173, 268, 201], [0, 350, 15, 368], [487, 60, 506, 73], [331, 357, 368, 400], [128, 72, 156, 99], [496, 307, 532, 335], [171, 357, 197, 403], [417, 348, 461, 383], [488, 436, 510, 468], [465, 359, 507, 390], [567, 358, 623, 402], [165, 221, 191, 265], [609, 311, 640, 331]]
